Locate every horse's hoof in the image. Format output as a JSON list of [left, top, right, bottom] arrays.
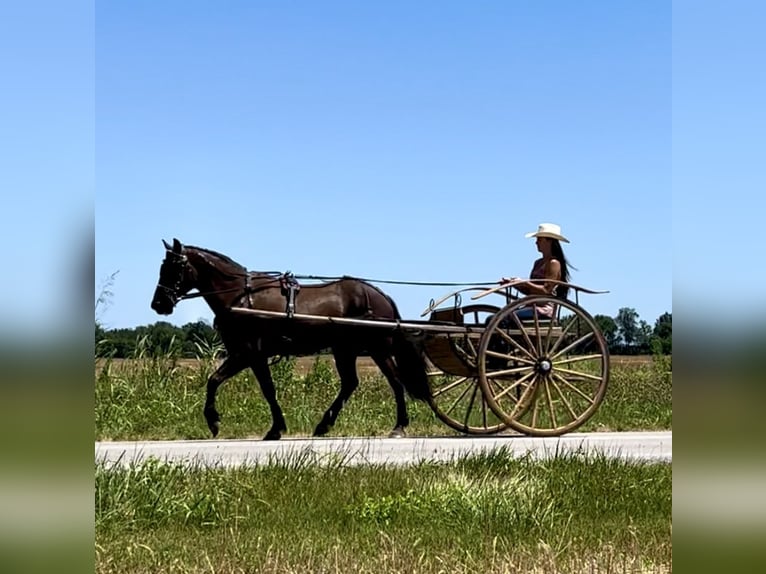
[[389, 428, 406, 438], [313, 425, 329, 437], [263, 430, 282, 441], [208, 420, 220, 437]]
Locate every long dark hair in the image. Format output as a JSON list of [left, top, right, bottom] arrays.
[[551, 239, 575, 300]]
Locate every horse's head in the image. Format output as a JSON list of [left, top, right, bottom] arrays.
[[151, 238, 197, 315]]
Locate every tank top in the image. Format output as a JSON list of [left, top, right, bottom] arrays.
[[528, 259, 557, 317]]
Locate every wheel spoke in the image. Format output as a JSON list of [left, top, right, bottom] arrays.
[[492, 370, 535, 402], [495, 328, 537, 362], [554, 366, 603, 383], [550, 331, 595, 360], [463, 382, 480, 428], [530, 390, 540, 428], [543, 377, 558, 429], [485, 349, 536, 367], [484, 349, 515, 362], [443, 380, 474, 416], [465, 336, 478, 357], [547, 316, 578, 356], [551, 372, 597, 404], [431, 376, 469, 398], [553, 353, 603, 366], [485, 364, 534, 378], [549, 375, 579, 421], [541, 318, 558, 355], [497, 373, 538, 419], [510, 312, 538, 358]]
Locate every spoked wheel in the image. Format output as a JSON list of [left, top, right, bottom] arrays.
[[477, 296, 609, 437], [425, 302, 507, 436], [428, 369, 508, 435]]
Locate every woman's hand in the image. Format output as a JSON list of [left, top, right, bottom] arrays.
[[500, 276, 521, 284]]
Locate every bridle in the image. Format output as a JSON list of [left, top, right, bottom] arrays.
[[156, 249, 282, 307], [155, 251, 189, 306]]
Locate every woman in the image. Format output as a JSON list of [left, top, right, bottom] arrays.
[[501, 222, 573, 320]]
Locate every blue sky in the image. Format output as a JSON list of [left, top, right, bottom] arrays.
[[0, 1, 93, 337], [92, 1, 672, 330], [0, 1, 761, 338]]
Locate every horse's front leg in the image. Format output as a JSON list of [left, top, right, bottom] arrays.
[[251, 357, 287, 441], [204, 353, 249, 437]]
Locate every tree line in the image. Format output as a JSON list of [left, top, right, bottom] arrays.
[[95, 307, 671, 359], [594, 308, 671, 355]]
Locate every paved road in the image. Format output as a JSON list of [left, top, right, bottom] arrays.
[[96, 431, 671, 468]]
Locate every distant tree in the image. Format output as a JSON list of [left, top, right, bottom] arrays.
[[96, 320, 220, 358], [181, 320, 220, 357], [652, 312, 672, 354], [615, 307, 640, 349], [109, 328, 140, 357], [637, 320, 653, 353], [153, 322, 184, 356], [593, 314, 619, 350]]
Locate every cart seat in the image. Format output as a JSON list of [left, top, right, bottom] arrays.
[[428, 307, 464, 325]]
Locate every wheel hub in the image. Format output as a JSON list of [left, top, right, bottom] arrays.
[[536, 358, 552, 374]]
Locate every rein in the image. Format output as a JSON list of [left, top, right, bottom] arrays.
[[177, 273, 281, 301], [175, 275, 502, 313], [170, 249, 500, 305], [255, 273, 500, 288], [177, 274, 500, 301]]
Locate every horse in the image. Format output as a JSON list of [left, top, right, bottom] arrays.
[[150, 238, 431, 440]]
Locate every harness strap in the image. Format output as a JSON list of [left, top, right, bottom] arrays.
[[279, 271, 301, 318]]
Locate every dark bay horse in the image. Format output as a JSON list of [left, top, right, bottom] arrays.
[[150, 238, 431, 440]]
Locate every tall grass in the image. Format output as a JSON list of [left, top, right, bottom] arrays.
[[588, 354, 672, 432], [95, 450, 671, 573], [95, 337, 671, 440]]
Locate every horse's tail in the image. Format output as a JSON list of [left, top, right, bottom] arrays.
[[365, 282, 431, 402], [391, 331, 432, 402]]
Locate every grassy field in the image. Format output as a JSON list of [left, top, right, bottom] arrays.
[[95, 353, 671, 441], [96, 449, 671, 574], [95, 352, 672, 572]]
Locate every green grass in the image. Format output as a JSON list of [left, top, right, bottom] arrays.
[[96, 450, 671, 573], [95, 349, 671, 441], [589, 354, 672, 432]]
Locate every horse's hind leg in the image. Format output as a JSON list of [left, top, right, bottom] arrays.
[[204, 354, 249, 437], [251, 357, 287, 441], [371, 351, 409, 438], [313, 351, 359, 437]]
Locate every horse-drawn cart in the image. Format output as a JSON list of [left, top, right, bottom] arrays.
[[228, 279, 610, 438], [152, 239, 609, 440]]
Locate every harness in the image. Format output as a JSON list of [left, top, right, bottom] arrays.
[[278, 271, 301, 318]]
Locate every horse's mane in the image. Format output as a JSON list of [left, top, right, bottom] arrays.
[[187, 245, 247, 272]]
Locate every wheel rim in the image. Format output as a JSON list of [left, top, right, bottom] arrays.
[[424, 303, 507, 435], [477, 296, 610, 436], [428, 372, 508, 434]]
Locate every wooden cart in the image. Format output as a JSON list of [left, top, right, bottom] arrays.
[[421, 280, 610, 437], [229, 279, 610, 437]]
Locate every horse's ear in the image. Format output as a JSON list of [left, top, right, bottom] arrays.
[[162, 239, 172, 251], [172, 238, 183, 252]]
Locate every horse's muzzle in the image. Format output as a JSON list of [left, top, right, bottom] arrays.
[[151, 294, 175, 315]]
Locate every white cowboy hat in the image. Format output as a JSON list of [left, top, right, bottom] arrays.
[[524, 222, 570, 243]]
